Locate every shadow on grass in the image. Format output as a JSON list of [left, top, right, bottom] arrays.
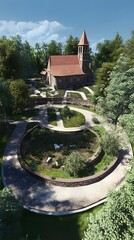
[[21, 210, 82, 240], [21, 203, 104, 240]]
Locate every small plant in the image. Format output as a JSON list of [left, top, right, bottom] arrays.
[[92, 117, 100, 124], [61, 105, 71, 118]]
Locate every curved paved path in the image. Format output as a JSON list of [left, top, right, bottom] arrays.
[[37, 105, 96, 131], [2, 108, 133, 215]]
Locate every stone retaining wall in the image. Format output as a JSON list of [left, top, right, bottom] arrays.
[[18, 125, 119, 187], [33, 97, 99, 109]]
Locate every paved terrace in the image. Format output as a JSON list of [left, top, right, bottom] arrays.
[[2, 108, 133, 215]]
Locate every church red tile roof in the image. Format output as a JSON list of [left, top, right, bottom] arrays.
[[47, 55, 85, 77]]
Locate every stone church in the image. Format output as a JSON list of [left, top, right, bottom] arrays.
[[41, 31, 92, 89]]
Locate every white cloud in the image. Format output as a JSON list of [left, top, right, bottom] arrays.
[[90, 38, 105, 52], [0, 19, 67, 45]]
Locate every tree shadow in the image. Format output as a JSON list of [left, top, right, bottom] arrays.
[[21, 209, 82, 240]]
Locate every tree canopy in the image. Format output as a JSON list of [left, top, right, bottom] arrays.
[[83, 162, 134, 240], [99, 56, 134, 124], [9, 79, 31, 113], [64, 151, 86, 177]]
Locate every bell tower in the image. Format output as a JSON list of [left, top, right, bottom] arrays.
[[78, 31, 90, 74]]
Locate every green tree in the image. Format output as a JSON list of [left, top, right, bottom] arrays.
[[101, 131, 120, 156], [0, 188, 23, 240], [93, 33, 124, 71], [61, 105, 71, 118], [64, 35, 79, 55], [0, 37, 20, 79], [47, 40, 63, 56], [83, 163, 134, 240], [95, 62, 114, 97], [94, 34, 124, 97], [20, 41, 36, 78], [0, 77, 11, 119], [119, 114, 134, 151], [9, 79, 31, 113], [99, 56, 134, 124], [125, 31, 134, 64], [64, 151, 86, 177]]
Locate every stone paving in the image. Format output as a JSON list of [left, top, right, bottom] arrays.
[[2, 107, 133, 215]]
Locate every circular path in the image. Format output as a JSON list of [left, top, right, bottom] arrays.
[[2, 107, 133, 215]]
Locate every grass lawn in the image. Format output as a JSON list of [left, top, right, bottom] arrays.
[[77, 87, 92, 100], [67, 92, 84, 99], [68, 104, 97, 113], [7, 108, 39, 121], [95, 154, 114, 173], [47, 108, 57, 126], [21, 201, 104, 240], [91, 126, 115, 173], [61, 110, 85, 127], [39, 168, 71, 179]]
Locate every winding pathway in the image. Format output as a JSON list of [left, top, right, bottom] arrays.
[[2, 107, 133, 215]]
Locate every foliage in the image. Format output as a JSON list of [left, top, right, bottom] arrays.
[[47, 40, 63, 56], [119, 114, 134, 150], [125, 30, 134, 64], [61, 105, 71, 118], [9, 79, 31, 113], [101, 131, 120, 156], [93, 33, 124, 70], [83, 163, 134, 240], [0, 188, 23, 240], [0, 77, 11, 118], [0, 37, 20, 79], [95, 62, 114, 97], [64, 35, 79, 55], [94, 33, 124, 97], [64, 151, 86, 177], [61, 110, 85, 127], [47, 108, 57, 126], [99, 56, 134, 124]]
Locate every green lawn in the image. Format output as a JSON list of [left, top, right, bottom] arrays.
[[39, 168, 71, 179], [61, 110, 85, 127], [68, 104, 97, 113], [6, 108, 39, 121], [67, 92, 83, 99], [47, 108, 57, 126], [77, 87, 92, 100], [95, 154, 114, 173]]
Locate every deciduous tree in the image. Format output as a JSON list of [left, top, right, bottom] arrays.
[[64, 151, 86, 177], [9, 79, 31, 113], [99, 56, 134, 124]]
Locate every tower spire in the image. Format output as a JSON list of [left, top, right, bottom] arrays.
[[78, 31, 89, 46], [78, 31, 90, 74]]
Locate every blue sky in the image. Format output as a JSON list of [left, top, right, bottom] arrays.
[[0, 0, 134, 51]]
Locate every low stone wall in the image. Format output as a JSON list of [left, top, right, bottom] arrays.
[[33, 97, 99, 109], [18, 125, 119, 187]]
